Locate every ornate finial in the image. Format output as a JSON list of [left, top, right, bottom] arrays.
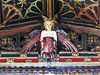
[[53, 13, 58, 20], [42, 13, 58, 25], [42, 16, 48, 21]]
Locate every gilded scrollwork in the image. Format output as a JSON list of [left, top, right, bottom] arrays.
[[71, 0, 85, 7], [2, 38, 7, 45], [17, 0, 27, 8]]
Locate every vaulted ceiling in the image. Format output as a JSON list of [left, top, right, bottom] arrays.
[[0, 0, 100, 36]]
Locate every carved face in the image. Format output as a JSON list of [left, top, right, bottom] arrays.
[[44, 21, 54, 31]]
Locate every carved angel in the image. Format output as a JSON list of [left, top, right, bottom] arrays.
[[21, 15, 78, 60]]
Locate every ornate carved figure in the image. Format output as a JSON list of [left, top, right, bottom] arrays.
[[40, 20, 57, 60], [21, 15, 78, 60]]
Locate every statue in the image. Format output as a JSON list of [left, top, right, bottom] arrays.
[[21, 15, 78, 61]]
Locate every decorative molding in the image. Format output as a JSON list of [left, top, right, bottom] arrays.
[[72, 52, 79, 56], [0, 68, 100, 74], [61, 23, 100, 36], [59, 51, 100, 54], [0, 20, 42, 30], [7, 58, 14, 63], [84, 57, 91, 62], [0, 62, 100, 67]]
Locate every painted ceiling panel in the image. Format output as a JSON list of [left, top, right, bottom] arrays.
[[1, 0, 42, 23], [58, 0, 99, 24]]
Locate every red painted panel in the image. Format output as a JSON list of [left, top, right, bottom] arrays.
[[14, 59, 26, 62], [59, 58, 84, 62], [91, 58, 100, 62], [14, 59, 38, 62], [32, 59, 38, 62], [0, 59, 7, 63]]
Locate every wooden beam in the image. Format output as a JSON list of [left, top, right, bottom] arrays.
[[47, 0, 56, 18], [0, 0, 2, 25], [42, 0, 47, 16]]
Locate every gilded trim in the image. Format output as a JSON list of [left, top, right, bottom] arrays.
[[59, 51, 100, 54], [1, 52, 38, 54], [7, 58, 14, 63], [20, 54, 27, 57]]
